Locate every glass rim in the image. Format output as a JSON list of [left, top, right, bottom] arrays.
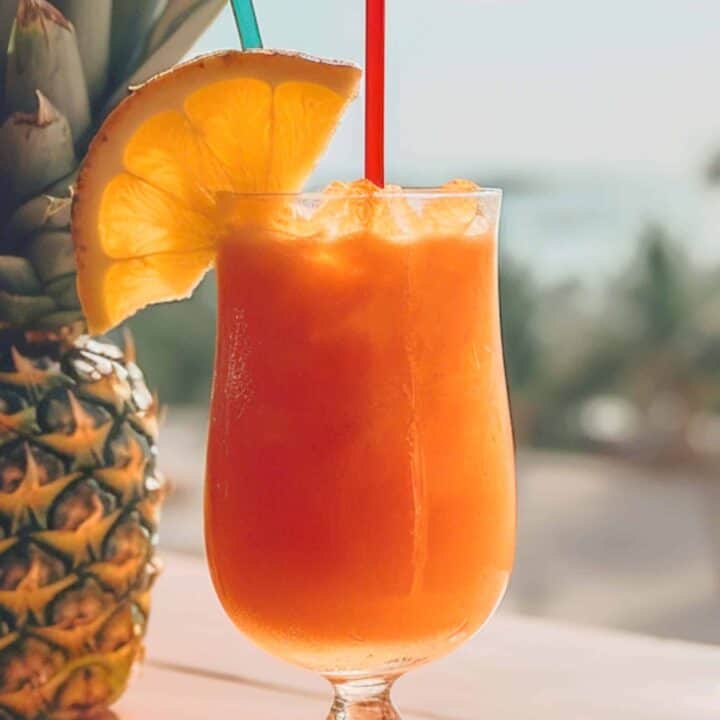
[[217, 186, 503, 201]]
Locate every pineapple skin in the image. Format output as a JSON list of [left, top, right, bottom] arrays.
[[0, 335, 166, 720]]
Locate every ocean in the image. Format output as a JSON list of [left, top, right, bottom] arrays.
[[498, 177, 719, 288]]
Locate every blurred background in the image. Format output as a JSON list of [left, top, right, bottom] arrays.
[[126, 1, 720, 644]]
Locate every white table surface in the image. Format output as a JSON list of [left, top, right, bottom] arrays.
[[114, 552, 720, 719]]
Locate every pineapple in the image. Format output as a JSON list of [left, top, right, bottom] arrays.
[[0, 1, 225, 717]]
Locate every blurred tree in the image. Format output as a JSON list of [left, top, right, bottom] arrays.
[[500, 256, 543, 391], [616, 228, 694, 459], [686, 269, 720, 412], [543, 223, 720, 463], [706, 150, 720, 185], [627, 224, 688, 347], [125, 275, 217, 405], [499, 256, 545, 441]]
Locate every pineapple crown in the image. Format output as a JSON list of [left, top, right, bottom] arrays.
[[0, 0, 226, 336]]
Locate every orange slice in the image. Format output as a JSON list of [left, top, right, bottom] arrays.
[[73, 50, 361, 334]]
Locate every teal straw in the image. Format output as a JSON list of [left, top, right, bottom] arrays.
[[230, 0, 263, 49]]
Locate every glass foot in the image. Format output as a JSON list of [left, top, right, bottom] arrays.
[[327, 678, 401, 720]]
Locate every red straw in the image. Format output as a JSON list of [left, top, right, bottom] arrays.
[[365, 0, 385, 186]]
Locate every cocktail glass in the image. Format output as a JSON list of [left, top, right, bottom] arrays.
[[205, 187, 516, 719]]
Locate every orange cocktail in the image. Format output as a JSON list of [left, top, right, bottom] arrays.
[[205, 187, 515, 676]]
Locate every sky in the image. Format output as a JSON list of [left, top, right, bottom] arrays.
[[191, 0, 720, 187]]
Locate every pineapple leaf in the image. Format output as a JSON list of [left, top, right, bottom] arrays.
[[51, 0, 112, 108], [44, 272, 79, 309], [0, 0, 19, 115], [27, 230, 76, 283], [0, 92, 76, 204], [5, 0, 91, 142], [44, 168, 78, 198], [33, 308, 82, 328], [0, 256, 42, 294], [145, 0, 217, 56], [0, 289, 56, 325], [102, 0, 225, 115], [110, 0, 166, 88], [6, 195, 72, 249]]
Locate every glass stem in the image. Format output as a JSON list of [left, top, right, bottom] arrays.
[[327, 677, 401, 720]]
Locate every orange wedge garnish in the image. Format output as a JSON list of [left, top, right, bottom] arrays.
[[73, 50, 361, 334]]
